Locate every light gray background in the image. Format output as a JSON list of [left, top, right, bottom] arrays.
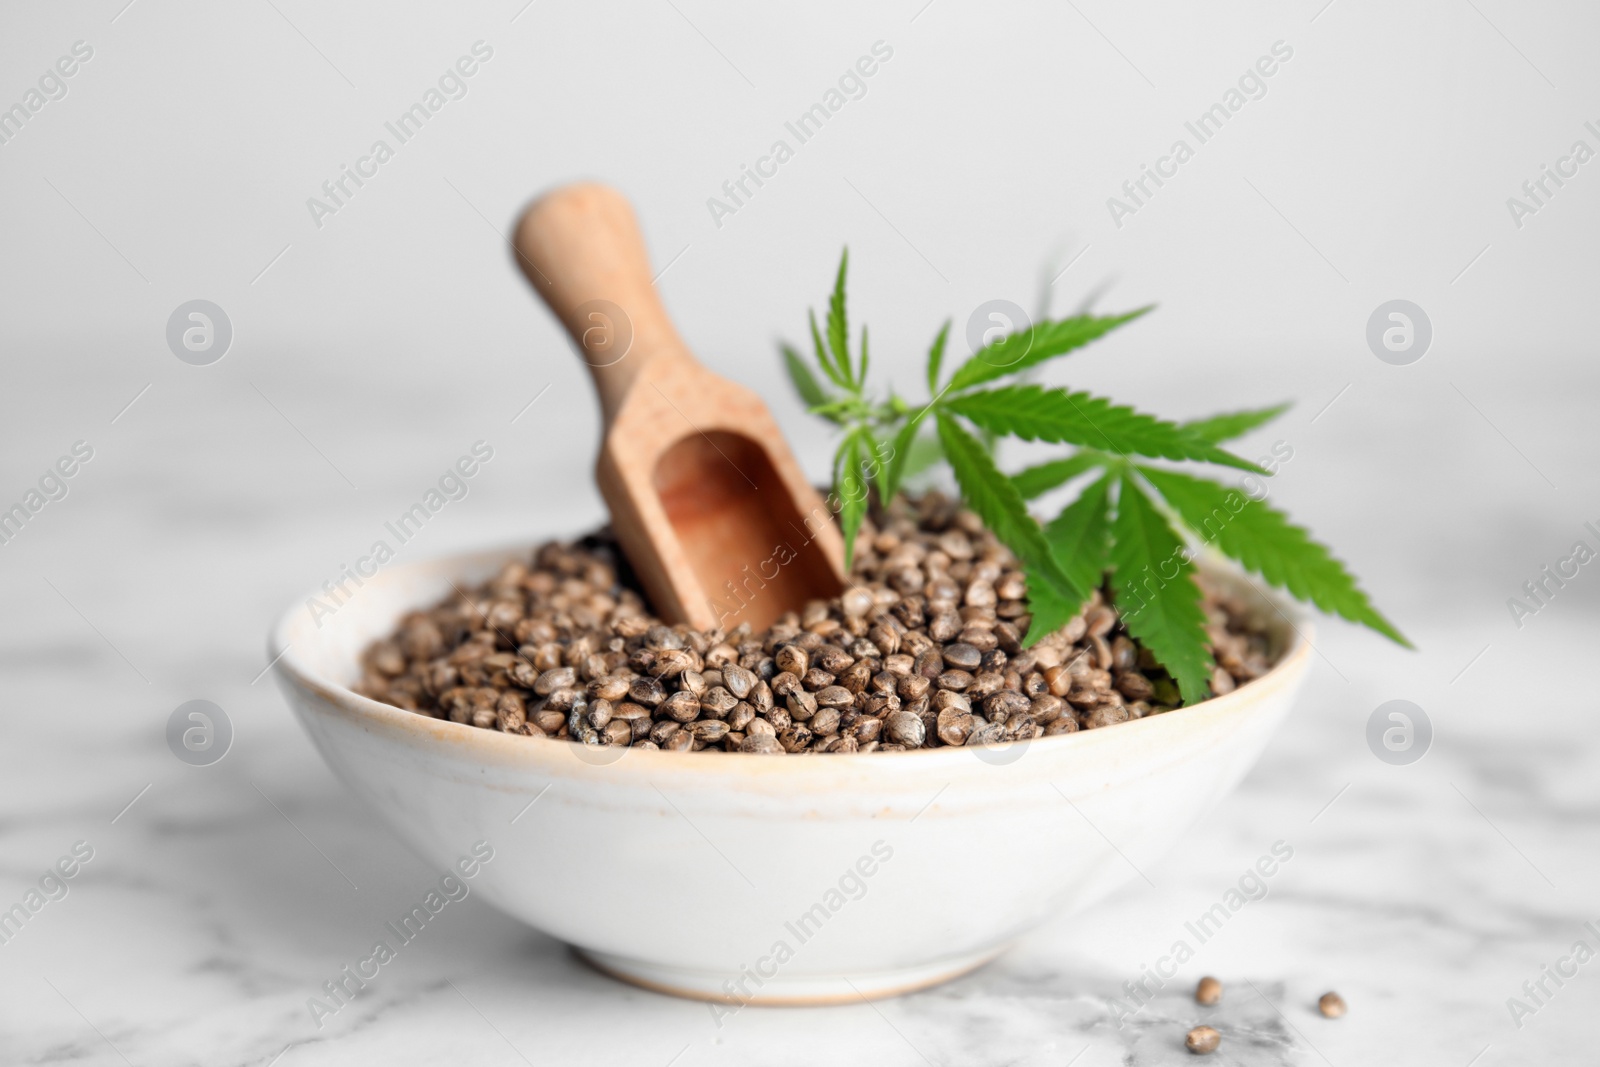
[[1, 1, 1595, 1064]]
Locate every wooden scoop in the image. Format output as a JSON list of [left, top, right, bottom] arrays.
[[513, 183, 846, 632]]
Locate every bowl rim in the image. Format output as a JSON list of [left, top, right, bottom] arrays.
[[270, 538, 1314, 781]]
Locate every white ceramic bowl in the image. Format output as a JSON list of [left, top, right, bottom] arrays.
[[271, 543, 1310, 1005]]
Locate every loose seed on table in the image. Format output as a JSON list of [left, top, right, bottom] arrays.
[[1195, 975, 1221, 1005], [1318, 991, 1347, 1018], [1185, 1026, 1220, 1054]]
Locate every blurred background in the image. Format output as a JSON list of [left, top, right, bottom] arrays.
[[2, 1, 1595, 1063]]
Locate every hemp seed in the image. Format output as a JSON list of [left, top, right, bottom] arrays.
[[1185, 1026, 1220, 1054], [885, 710, 925, 747], [740, 732, 783, 754]]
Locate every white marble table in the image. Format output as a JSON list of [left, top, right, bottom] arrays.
[[2, 366, 1593, 1065]]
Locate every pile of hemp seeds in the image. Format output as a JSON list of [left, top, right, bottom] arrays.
[[357, 493, 1276, 754]]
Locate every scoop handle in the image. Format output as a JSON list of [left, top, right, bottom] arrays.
[[513, 183, 692, 426]]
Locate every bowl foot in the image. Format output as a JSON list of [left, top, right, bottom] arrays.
[[575, 944, 1006, 1006]]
